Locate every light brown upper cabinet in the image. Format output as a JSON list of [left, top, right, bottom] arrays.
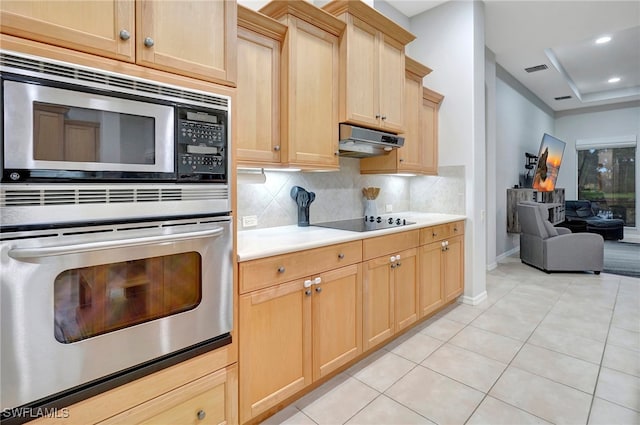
[[236, 6, 287, 167], [322, 1, 415, 133], [0, 0, 237, 86], [422, 86, 445, 175], [0, 0, 135, 62], [260, 1, 344, 171], [136, 0, 236, 86], [360, 56, 433, 175]]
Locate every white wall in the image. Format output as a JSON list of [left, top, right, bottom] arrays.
[[485, 48, 497, 269], [493, 65, 555, 257], [373, 0, 410, 30], [408, 1, 487, 304], [555, 103, 640, 227]]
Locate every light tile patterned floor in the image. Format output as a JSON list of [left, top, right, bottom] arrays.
[[262, 258, 640, 425]]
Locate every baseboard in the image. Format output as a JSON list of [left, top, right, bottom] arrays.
[[460, 291, 488, 306], [487, 247, 520, 271]]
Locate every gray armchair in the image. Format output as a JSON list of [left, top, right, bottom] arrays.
[[518, 201, 603, 274]]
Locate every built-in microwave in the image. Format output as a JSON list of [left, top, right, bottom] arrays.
[[0, 51, 230, 184]]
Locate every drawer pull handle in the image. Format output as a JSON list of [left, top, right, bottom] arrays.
[[433, 232, 437, 237], [197, 410, 206, 421], [304, 279, 313, 288], [454, 227, 458, 232], [314, 277, 322, 285], [390, 256, 396, 263], [338, 253, 345, 259], [277, 266, 285, 273]]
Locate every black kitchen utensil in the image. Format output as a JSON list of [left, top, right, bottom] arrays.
[[290, 186, 316, 226]]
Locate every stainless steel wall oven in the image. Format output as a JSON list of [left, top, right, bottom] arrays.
[[0, 51, 234, 424]]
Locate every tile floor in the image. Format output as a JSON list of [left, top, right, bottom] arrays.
[[262, 257, 640, 425]]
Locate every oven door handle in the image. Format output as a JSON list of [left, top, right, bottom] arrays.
[[8, 227, 224, 259]]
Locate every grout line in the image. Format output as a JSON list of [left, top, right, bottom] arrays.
[[586, 276, 623, 423], [463, 272, 572, 424]]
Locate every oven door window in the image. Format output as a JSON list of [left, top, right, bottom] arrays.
[[53, 252, 201, 343]]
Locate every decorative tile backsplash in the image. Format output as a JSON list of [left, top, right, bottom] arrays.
[[237, 158, 465, 230]]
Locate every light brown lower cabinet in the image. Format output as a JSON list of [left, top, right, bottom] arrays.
[[99, 364, 237, 425], [362, 247, 418, 350], [419, 221, 465, 317], [443, 234, 464, 302], [239, 264, 362, 424]]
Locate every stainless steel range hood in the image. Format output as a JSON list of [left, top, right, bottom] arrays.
[[338, 123, 404, 158]]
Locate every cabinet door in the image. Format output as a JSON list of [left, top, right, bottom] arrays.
[[443, 235, 464, 302], [236, 27, 281, 165], [363, 256, 394, 350], [342, 16, 379, 129], [312, 264, 362, 381], [33, 104, 66, 161], [239, 279, 311, 423], [394, 248, 418, 332], [0, 0, 134, 62], [64, 121, 99, 162], [136, 0, 236, 85], [397, 72, 423, 173], [422, 97, 439, 175], [419, 242, 444, 318], [285, 17, 339, 169], [378, 34, 404, 132], [98, 364, 238, 425]]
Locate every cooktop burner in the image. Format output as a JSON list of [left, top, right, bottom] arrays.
[[313, 216, 415, 232]]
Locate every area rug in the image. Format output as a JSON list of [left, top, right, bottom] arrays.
[[603, 241, 640, 277], [620, 234, 640, 244]]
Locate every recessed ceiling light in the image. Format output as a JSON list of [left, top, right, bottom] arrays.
[[596, 36, 612, 44], [608, 77, 621, 83]]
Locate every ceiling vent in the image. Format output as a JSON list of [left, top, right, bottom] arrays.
[[554, 95, 572, 100], [524, 64, 548, 73]]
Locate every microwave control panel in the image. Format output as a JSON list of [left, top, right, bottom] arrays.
[[176, 108, 227, 180]]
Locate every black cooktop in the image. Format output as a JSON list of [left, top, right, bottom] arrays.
[[313, 216, 415, 232]]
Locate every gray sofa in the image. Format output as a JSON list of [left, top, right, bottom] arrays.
[[518, 202, 603, 274]]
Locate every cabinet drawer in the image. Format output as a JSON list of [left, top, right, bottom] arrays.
[[362, 230, 419, 260], [99, 364, 237, 425], [420, 221, 464, 245], [239, 241, 362, 293]]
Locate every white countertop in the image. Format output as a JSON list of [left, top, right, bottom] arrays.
[[237, 212, 466, 261]]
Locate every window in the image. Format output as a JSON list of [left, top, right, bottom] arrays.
[[54, 252, 201, 343], [577, 146, 635, 226]]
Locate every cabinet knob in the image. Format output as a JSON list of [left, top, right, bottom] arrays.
[[338, 253, 345, 259], [305, 289, 312, 296], [119, 29, 130, 41], [381, 115, 387, 120], [314, 277, 322, 285], [273, 145, 281, 151], [390, 256, 396, 263], [277, 266, 285, 273], [144, 37, 155, 47], [399, 158, 404, 163], [433, 232, 438, 237], [315, 286, 322, 293], [396, 262, 402, 267], [375, 114, 381, 119], [197, 410, 206, 421], [391, 264, 397, 269], [304, 279, 313, 288], [454, 227, 458, 232]]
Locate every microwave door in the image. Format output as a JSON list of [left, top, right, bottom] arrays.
[[2, 80, 174, 176]]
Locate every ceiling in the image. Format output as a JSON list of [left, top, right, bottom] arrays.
[[385, 0, 640, 112]]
